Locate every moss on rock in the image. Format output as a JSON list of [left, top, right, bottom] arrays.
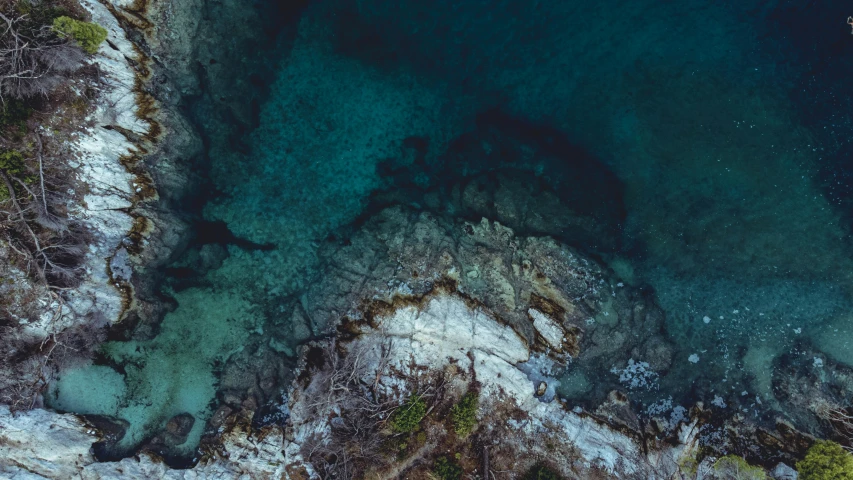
[[713, 455, 766, 480]]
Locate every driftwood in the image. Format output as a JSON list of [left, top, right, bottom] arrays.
[[483, 444, 490, 480]]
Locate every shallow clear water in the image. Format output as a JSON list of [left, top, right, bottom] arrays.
[[48, 0, 853, 461]]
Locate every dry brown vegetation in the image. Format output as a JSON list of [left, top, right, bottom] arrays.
[[814, 400, 853, 452], [0, 0, 111, 411], [296, 339, 592, 480], [299, 339, 426, 478], [0, 10, 85, 99]]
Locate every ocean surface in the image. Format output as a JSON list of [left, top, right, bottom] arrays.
[[47, 0, 853, 463]]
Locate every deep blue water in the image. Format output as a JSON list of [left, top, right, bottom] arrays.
[[48, 0, 853, 462]]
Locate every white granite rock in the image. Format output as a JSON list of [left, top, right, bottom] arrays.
[[0, 405, 97, 479]]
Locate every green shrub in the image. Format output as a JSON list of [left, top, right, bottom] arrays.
[[433, 456, 462, 480], [0, 150, 27, 176], [52, 16, 107, 54], [523, 464, 562, 480], [0, 99, 32, 130], [390, 394, 426, 433], [678, 454, 700, 478], [797, 441, 853, 480], [0, 150, 31, 201], [713, 455, 766, 480], [450, 391, 479, 436]]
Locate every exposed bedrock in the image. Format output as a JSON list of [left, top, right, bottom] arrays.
[[5, 204, 846, 477], [0, 207, 687, 478], [296, 206, 661, 380], [201, 204, 662, 449]]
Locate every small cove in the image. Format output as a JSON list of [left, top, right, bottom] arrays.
[[47, 0, 853, 463]]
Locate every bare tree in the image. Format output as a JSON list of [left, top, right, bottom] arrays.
[[301, 339, 404, 478], [0, 2, 99, 413], [813, 399, 853, 452], [0, 133, 90, 410], [827, 407, 853, 452], [1, 131, 88, 287], [0, 10, 85, 101], [0, 303, 108, 410]]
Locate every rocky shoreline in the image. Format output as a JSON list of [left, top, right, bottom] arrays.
[[1, 1, 852, 479], [0, 0, 197, 411], [1, 204, 831, 478]]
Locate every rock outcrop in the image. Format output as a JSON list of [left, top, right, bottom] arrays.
[[1, 207, 694, 478], [0, 1, 844, 477], [270, 207, 673, 400], [0, 0, 199, 441], [0, 405, 97, 479], [0, 291, 695, 479], [2, 0, 202, 349], [57, 0, 152, 327], [1, 201, 834, 478], [286, 293, 696, 478]]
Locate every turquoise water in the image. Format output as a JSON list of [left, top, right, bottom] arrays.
[[47, 0, 853, 462]]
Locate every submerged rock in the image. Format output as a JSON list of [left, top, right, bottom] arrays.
[[0, 204, 839, 478], [0, 207, 680, 477], [164, 413, 195, 446], [368, 109, 628, 253]]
